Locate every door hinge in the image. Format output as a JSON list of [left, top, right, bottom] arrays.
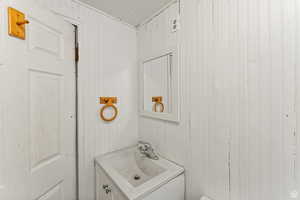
[[75, 45, 79, 62], [171, 15, 180, 33]]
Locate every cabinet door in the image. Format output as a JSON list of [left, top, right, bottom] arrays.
[[112, 187, 127, 200], [96, 166, 113, 200], [96, 165, 128, 200]]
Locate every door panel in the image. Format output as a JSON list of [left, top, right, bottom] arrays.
[[29, 70, 62, 170], [36, 183, 63, 200], [0, 2, 76, 200], [28, 16, 63, 59]]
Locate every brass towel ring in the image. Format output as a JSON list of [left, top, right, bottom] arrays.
[[100, 104, 118, 122], [99, 97, 118, 122], [154, 102, 165, 113]]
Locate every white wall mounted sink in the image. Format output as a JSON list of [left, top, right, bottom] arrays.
[[95, 146, 184, 200]]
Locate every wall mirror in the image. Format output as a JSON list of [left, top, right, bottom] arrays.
[[138, 0, 180, 122], [140, 49, 180, 122]]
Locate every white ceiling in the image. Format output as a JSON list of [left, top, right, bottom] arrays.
[[78, 0, 174, 26]]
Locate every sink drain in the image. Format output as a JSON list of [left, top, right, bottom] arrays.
[[133, 174, 141, 180]]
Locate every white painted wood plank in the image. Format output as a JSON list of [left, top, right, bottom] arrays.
[[295, 0, 300, 197], [269, 0, 284, 199], [282, 0, 297, 198]]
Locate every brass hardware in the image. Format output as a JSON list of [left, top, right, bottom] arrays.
[[102, 185, 109, 189], [152, 96, 163, 103], [154, 102, 165, 112], [100, 104, 118, 122], [100, 97, 117, 104], [99, 97, 118, 122], [16, 20, 29, 26], [152, 96, 165, 113], [8, 7, 30, 40], [102, 184, 112, 194]]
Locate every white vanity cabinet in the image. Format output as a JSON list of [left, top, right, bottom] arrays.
[[95, 147, 185, 200], [96, 164, 127, 200]]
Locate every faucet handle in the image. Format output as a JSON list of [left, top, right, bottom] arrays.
[[138, 141, 152, 148], [139, 141, 155, 152]]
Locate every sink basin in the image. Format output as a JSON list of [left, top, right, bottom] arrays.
[[95, 146, 184, 200], [109, 150, 166, 187]]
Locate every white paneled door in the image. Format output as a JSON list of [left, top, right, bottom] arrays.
[[0, 2, 76, 200]]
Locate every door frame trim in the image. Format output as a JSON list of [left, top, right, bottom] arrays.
[[60, 16, 83, 200], [74, 24, 79, 200]]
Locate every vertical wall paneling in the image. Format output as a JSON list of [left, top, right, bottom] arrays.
[[76, 5, 138, 200], [0, 89, 5, 194], [0, 4, 6, 197], [178, 0, 195, 198], [0, 5, 4, 63], [296, 0, 300, 196], [183, 0, 299, 199], [191, 0, 231, 199], [282, 0, 297, 197], [140, 0, 300, 199]]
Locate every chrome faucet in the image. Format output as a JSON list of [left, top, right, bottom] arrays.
[[138, 141, 159, 160]]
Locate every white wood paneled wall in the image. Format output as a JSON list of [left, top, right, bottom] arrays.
[[187, 0, 299, 199], [190, 0, 300, 199], [138, 2, 179, 61], [0, 74, 5, 200], [78, 5, 138, 200], [140, 0, 300, 200], [0, 4, 5, 198]]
